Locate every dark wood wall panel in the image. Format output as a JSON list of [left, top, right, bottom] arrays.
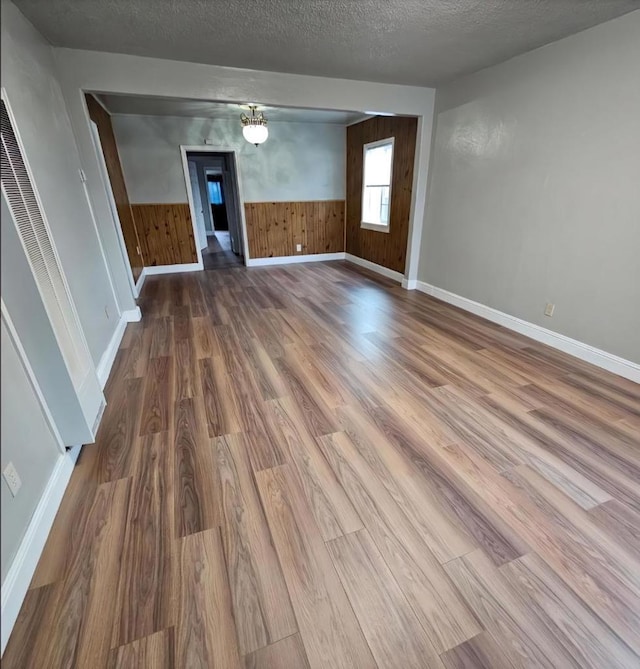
[[131, 204, 198, 266], [346, 116, 418, 274], [85, 95, 145, 281], [245, 200, 345, 259]]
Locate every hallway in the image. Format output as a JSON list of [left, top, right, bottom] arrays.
[[4, 262, 639, 668], [202, 231, 244, 270]]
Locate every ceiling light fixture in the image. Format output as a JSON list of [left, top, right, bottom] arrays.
[[241, 106, 268, 146]]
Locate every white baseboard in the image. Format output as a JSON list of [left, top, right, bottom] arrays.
[[416, 281, 640, 383], [142, 262, 203, 276], [1, 445, 82, 655], [135, 268, 147, 294], [95, 307, 142, 389], [345, 253, 404, 284], [246, 252, 346, 267], [402, 279, 417, 290]]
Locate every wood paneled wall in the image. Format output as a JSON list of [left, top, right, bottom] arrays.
[[130, 204, 198, 266], [85, 95, 145, 280], [346, 116, 418, 274], [245, 200, 345, 259]]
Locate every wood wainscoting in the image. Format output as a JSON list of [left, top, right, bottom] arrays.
[[86, 95, 145, 281], [131, 204, 198, 267], [346, 116, 418, 274], [245, 200, 345, 259]]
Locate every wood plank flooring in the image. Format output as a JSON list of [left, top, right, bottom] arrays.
[[4, 261, 639, 668]]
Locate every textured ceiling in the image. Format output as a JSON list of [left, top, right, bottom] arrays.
[[98, 95, 369, 124], [14, 0, 639, 86]]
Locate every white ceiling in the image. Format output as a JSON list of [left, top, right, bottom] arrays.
[[97, 95, 370, 125], [14, 1, 638, 86]]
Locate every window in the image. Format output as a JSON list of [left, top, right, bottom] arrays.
[[361, 137, 394, 232], [207, 179, 223, 205]]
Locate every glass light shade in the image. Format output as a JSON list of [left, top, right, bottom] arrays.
[[242, 123, 269, 145]]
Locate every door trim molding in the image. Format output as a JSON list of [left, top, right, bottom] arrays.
[[179, 145, 250, 267]]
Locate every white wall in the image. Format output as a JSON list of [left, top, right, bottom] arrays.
[[0, 316, 63, 582], [53, 47, 436, 281], [420, 12, 640, 363], [112, 115, 346, 204], [0, 1, 128, 364]]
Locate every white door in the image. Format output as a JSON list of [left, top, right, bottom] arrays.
[[188, 161, 208, 251]]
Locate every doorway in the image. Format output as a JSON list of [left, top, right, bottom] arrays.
[[182, 149, 245, 270]]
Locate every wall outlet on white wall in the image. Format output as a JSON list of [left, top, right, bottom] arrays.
[[544, 302, 555, 317], [3, 462, 22, 497], [296, 244, 302, 252]]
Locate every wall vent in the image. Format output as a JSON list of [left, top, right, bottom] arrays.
[[1, 99, 91, 388]]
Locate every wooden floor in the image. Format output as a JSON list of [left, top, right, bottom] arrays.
[[4, 261, 640, 668], [202, 231, 244, 270]]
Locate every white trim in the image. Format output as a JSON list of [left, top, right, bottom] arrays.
[[404, 112, 435, 284], [1, 301, 66, 454], [88, 120, 139, 299], [135, 268, 147, 294], [143, 262, 202, 276], [361, 221, 391, 234], [416, 282, 640, 383], [246, 252, 346, 267], [402, 278, 417, 290], [345, 253, 404, 283], [179, 145, 250, 264], [1, 446, 81, 655], [361, 136, 394, 233], [95, 307, 142, 389]]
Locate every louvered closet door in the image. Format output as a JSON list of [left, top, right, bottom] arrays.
[[0, 100, 93, 394]]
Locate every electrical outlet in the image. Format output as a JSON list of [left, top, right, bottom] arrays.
[[3, 462, 22, 497], [544, 302, 555, 317], [296, 243, 302, 253]]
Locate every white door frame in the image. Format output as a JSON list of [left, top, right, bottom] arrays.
[[180, 145, 249, 265], [89, 120, 139, 297]]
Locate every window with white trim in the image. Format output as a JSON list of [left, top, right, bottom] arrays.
[[361, 137, 394, 232]]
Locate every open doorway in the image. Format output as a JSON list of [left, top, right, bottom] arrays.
[[182, 149, 245, 270]]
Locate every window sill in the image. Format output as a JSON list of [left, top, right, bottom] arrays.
[[361, 221, 390, 233]]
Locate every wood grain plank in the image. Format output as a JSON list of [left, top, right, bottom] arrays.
[[440, 632, 516, 669], [23, 479, 132, 669], [327, 529, 444, 668], [215, 434, 297, 654], [318, 431, 481, 653], [140, 356, 173, 436], [266, 397, 363, 541], [174, 397, 219, 537], [94, 376, 144, 482], [255, 465, 377, 669], [108, 628, 175, 669], [243, 634, 310, 669], [176, 529, 242, 669], [501, 553, 640, 669], [445, 549, 582, 668], [112, 431, 175, 647]]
